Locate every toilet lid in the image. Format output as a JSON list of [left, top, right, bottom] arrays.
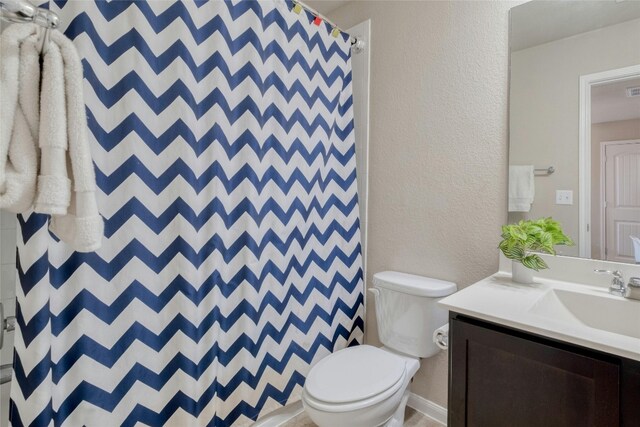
[[305, 345, 406, 404]]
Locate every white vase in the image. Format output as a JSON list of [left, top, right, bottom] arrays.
[[512, 261, 534, 284]]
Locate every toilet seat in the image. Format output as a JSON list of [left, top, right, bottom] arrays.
[[304, 345, 407, 412]]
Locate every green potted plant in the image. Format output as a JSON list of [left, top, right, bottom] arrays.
[[499, 217, 574, 283]]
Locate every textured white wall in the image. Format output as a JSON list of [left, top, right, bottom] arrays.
[[0, 210, 16, 427], [328, 0, 516, 407], [0, 20, 16, 427]]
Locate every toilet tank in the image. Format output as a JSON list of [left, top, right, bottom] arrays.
[[371, 271, 457, 358]]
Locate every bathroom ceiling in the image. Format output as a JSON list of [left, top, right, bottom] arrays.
[[511, 1, 640, 51], [591, 77, 640, 124], [304, 0, 351, 16]]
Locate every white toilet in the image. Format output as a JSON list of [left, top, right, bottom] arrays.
[[302, 271, 457, 427]]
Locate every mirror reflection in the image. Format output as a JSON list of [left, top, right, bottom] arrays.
[[509, 1, 640, 264]]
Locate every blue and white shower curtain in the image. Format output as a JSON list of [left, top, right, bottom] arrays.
[[11, 1, 363, 425]]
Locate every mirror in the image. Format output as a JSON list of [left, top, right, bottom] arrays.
[[509, 1, 640, 264]]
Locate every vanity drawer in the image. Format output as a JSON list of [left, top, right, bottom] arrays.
[[448, 314, 628, 427]]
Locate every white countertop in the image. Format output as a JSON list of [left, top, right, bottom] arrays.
[[439, 272, 640, 361]]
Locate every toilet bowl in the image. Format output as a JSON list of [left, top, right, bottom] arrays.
[[303, 345, 419, 427], [302, 271, 457, 427]]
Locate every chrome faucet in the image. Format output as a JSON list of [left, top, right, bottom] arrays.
[[594, 269, 628, 297]]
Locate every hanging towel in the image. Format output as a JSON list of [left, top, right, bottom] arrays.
[[0, 24, 102, 251], [0, 25, 40, 213], [35, 41, 70, 214], [33, 29, 103, 252], [509, 165, 535, 212]]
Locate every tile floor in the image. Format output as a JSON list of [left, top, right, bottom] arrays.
[[281, 407, 444, 427]]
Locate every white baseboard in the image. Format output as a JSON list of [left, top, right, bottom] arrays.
[[407, 392, 448, 426], [252, 401, 303, 427]]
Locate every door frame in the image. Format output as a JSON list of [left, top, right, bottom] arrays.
[[599, 139, 640, 260], [578, 64, 640, 259]]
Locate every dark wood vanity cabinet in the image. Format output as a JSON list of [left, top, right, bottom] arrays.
[[448, 313, 640, 427]]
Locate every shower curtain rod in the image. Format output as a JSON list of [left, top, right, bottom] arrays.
[[0, 1, 364, 53], [294, 0, 364, 53]]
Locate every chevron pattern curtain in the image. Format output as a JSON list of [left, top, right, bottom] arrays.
[[10, 1, 363, 425]]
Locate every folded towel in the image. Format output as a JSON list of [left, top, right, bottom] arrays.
[[33, 29, 103, 252], [0, 24, 40, 213], [0, 24, 103, 252], [509, 165, 535, 212]]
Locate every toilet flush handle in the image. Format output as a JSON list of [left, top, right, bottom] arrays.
[[367, 287, 380, 300]]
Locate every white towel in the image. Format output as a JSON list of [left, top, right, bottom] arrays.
[[0, 24, 103, 252], [509, 165, 535, 212], [35, 40, 71, 215], [34, 29, 103, 252], [0, 24, 40, 213]]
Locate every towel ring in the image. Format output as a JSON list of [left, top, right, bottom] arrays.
[[35, 7, 58, 55], [37, 26, 50, 55], [0, 0, 59, 55]]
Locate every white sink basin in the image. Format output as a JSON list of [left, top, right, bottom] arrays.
[[529, 288, 640, 339], [439, 272, 640, 361]]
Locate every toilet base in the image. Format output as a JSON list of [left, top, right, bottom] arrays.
[[382, 390, 410, 427]]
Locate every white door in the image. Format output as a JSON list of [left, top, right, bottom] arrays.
[[603, 141, 640, 263]]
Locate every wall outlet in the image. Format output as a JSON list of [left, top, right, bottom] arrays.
[[556, 190, 573, 205]]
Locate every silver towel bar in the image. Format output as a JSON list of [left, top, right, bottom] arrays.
[[534, 166, 555, 175]]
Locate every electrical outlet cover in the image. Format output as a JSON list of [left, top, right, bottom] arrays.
[[556, 190, 573, 205]]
